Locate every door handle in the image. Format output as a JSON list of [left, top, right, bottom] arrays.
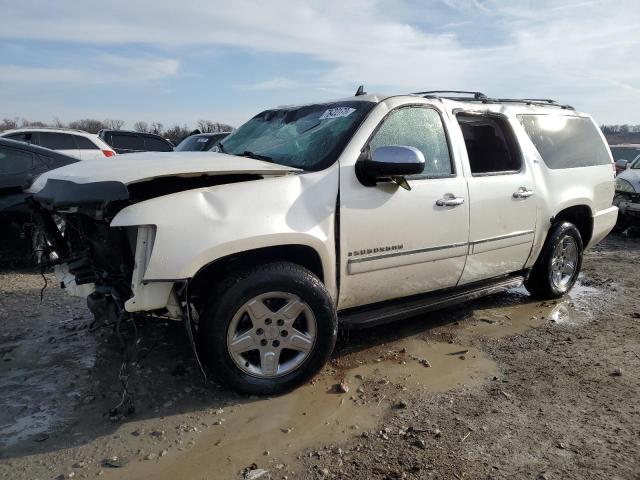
[[513, 187, 535, 199], [436, 195, 465, 207]]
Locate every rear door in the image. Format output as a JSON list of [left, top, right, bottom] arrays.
[[0, 145, 35, 210], [455, 112, 537, 284], [38, 132, 80, 159]]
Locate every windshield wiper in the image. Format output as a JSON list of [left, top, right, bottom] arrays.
[[239, 151, 273, 162]]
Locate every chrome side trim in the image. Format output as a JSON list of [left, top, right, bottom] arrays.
[[471, 230, 535, 246], [348, 241, 468, 264], [346, 230, 535, 274], [470, 230, 535, 255]]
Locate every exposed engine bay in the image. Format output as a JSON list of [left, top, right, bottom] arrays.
[[29, 173, 262, 324]]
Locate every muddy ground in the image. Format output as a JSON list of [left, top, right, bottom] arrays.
[[0, 234, 638, 480]]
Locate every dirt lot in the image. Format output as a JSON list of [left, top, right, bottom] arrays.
[[0, 234, 638, 480]]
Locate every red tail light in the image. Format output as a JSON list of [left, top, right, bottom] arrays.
[[102, 150, 115, 158]]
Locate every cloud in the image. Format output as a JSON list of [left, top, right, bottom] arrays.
[[0, 55, 179, 85], [0, 0, 638, 122], [236, 77, 301, 91]]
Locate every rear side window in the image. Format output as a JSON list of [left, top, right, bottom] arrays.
[[39, 132, 75, 150], [73, 135, 99, 149], [0, 146, 33, 174], [369, 106, 453, 177], [518, 115, 611, 169], [457, 114, 521, 175], [144, 137, 172, 152], [111, 134, 144, 150]]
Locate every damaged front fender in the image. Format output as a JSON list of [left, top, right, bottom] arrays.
[[111, 165, 339, 302]]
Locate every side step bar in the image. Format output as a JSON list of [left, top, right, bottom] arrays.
[[338, 272, 527, 329]]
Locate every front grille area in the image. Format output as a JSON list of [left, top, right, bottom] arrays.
[[55, 213, 135, 299]]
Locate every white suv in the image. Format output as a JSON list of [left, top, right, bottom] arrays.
[[0, 128, 115, 160], [27, 90, 618, 394]]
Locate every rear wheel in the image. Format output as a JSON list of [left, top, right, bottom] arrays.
[[199, 262, 337, 395], [524, 222, 583, 299]]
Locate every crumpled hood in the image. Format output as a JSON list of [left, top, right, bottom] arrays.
[[28, 151, 300, 193]]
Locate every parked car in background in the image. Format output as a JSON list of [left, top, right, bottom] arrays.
[[175, 132, 231, 152], [610, 144, 640, 175], [27, 90, 617, 395], [613, 154, 640, 232], [98, 130, 174, 154], [0, 128, 115, 160], [0, 138, 78, 259]]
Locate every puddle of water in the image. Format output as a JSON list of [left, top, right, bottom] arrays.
[[461, 282, 601, 339], [118, 337, 497, 480], [117, 374, 381, 480], [345, 338, 498, 392], [0, 322, 97, 450]]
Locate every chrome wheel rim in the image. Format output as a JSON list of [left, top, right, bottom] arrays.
[[226, 292, 316, 378], [551, 235, 578, 292]]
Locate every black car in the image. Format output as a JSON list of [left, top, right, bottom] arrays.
[[98, 130, 174, 154], [175, 132, 231, 151], [0, 138, 78, 261]]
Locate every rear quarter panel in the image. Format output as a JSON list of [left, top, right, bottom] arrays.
[[510, 115, 615, 265]]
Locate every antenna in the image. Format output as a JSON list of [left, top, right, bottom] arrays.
[[355, 85, 366, 96]]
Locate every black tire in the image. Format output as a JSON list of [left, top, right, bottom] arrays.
[[524, 222, 583, 299], [612, 213, 629, 234], [198, 261, 337, 395]]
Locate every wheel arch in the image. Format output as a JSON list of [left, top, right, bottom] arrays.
[[552, 204, 593, 246], [189, 244, 326, 307]]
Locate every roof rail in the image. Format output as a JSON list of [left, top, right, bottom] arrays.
[[478, 98, 575, 110], [412, 90, 487, 100], [12, 126, 90, 134], [412, 91, 574, 110]]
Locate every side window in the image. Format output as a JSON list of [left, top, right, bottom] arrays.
[[73, 135, 99, 150], [518, 115, 610, 169], [369, 107, 453, 177], [112, 134, 144, 150], [5, 132, 36, 144], [39, 132, 75, 150], [0, 146, 33, 175], [144, 137, 173, 152], [457, 114, 521, 175]]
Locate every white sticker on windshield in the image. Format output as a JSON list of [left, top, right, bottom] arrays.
[[319, 107, 356, 120], [197, 138, 208, 142]]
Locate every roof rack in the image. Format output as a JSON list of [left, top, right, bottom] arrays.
[[412, 90, 488, 100], [11, 126, 91, 133], [411, 91, 574, 110]]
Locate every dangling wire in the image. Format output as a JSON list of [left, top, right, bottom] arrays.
[[184, 281, 207, 382]]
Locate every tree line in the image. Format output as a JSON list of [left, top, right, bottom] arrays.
[[600, 125, 640, 134], [0, 117, 234, 145]]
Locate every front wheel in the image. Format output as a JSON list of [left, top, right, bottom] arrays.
[[199, 262, 337, 395], [524, 222, 583, 299]]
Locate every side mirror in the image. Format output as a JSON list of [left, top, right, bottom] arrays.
[[615, 159, 629, 170], [357, 146, 425, 189]]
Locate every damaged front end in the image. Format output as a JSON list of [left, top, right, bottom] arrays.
[[28, 173, 261, 325], [27, 178, 158, 324]]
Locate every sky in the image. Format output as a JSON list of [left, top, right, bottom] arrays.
[[0, 0, 638, 129]]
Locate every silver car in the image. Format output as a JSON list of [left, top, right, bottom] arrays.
[[614, 156, 640, 231]]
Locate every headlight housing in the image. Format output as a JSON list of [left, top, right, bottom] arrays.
[[615, 178, 636, 193]]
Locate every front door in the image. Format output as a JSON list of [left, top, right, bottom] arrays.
[[338, 103, 470, 310], [455, 112, 537, 284]]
